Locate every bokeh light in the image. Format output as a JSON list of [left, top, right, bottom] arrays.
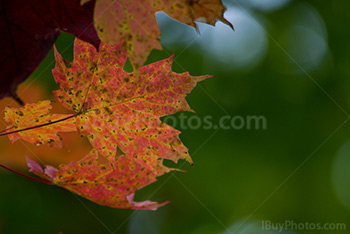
[[332, 141, 350, 209]]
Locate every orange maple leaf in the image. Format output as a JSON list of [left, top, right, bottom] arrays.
[[4, 100, 76, 148], [89, 0, 233, 70], [4, 38, 210, 170], [27, 150, 172, 209], [0, 82, 91, 170], [2, 38, 210, 209]]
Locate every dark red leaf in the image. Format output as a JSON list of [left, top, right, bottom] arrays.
[[0, 0, 100, 103]]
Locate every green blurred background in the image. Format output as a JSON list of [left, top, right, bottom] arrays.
[[1, 0, 350, 233]]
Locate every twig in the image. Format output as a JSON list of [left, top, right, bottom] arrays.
[[0, 164, 53, 184]]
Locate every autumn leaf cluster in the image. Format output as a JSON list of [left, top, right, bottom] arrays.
[[0, 0, 233, 209]]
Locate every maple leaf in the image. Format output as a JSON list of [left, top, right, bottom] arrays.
[[3, 100, 76, 148], [0, 0, 99, 103], [2, 35, 210, 210], [26, 149, 171, 209], [0, 81, 93, 170], [89, 0, 233, 70], [4, 38, 211, 171]]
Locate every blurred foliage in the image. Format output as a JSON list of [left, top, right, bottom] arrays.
[[0, 0, 350, 233]]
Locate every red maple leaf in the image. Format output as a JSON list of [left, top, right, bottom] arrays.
[[0, 0, 99, 103], [2, 38, 210, 209], [89, 0, 233, 70], [26, 150, 173, 209]]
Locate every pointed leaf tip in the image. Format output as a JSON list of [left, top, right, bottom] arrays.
[[127, 193, 170, 210], [26, 156, 43, 174], [45, 166, 59, 180], [26, 156, 57, 182]]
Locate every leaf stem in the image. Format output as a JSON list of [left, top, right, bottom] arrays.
[[0, 164, 53, 184], [0, 113, 79, 137], [11, 93, 24, 106], [0, 126, 14, 134]]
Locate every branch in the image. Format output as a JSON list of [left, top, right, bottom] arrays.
[[0, 126, 14, 134], [11, 93, 24, 106], [0, 164, 53, 184]]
